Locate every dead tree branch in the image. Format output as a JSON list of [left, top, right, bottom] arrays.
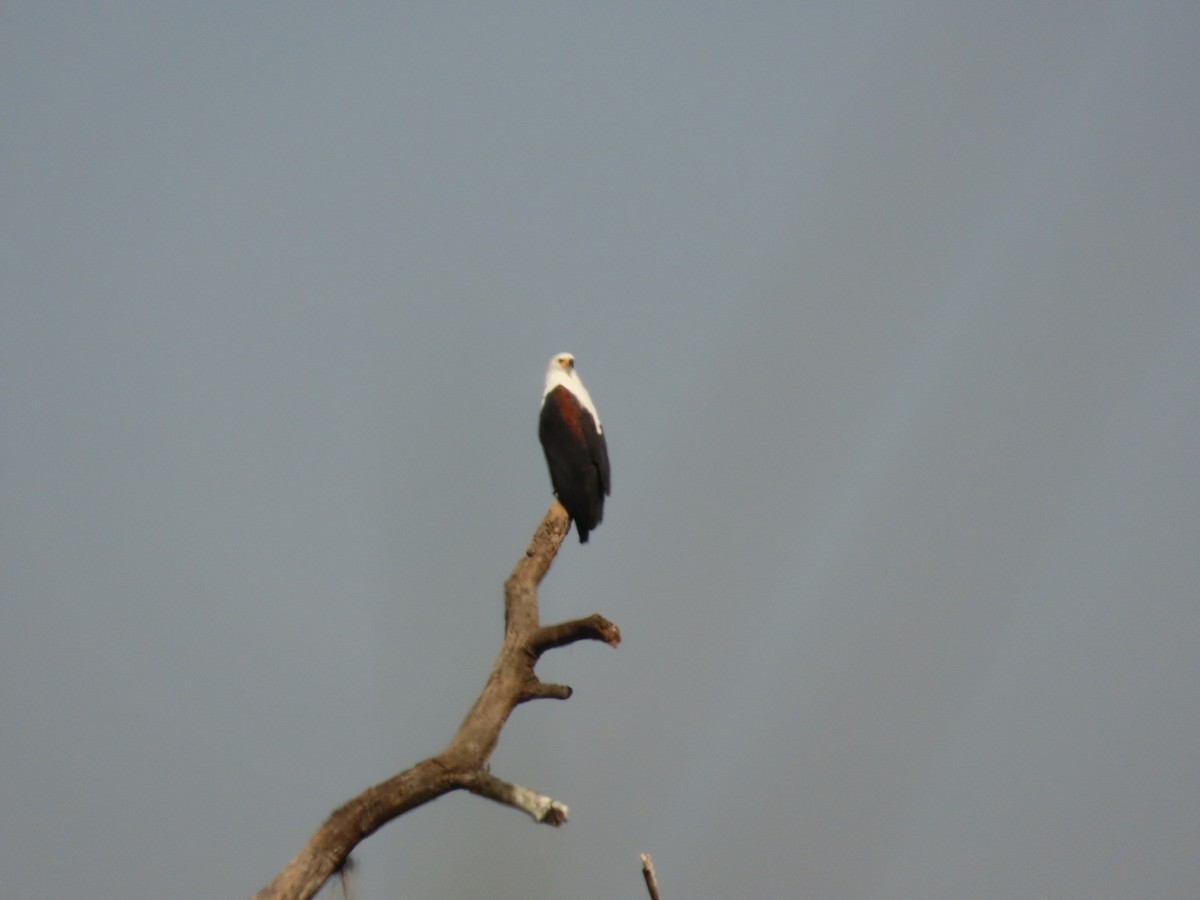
[[640, 853, 663, 900], [463, 770, 570, 825], [252, 501, 620, 900]]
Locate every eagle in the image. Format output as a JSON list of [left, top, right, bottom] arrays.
[[538, 353, 610, 543]]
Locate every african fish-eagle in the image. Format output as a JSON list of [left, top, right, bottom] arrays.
[[539, 353, 610, 543]]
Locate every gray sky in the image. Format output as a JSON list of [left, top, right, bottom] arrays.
[[3, 3, 1198, 898]]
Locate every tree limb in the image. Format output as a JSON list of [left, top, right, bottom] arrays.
[[463, 770, 570, 826], [518, 680, 573, 702], [530, 614, 622, 654], [252, 500, 620, 900]]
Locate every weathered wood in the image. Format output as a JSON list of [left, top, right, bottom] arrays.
[[252, 501, 619, 900]]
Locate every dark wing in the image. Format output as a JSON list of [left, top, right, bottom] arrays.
[[539, 386, 607, 542], [588, 419, 610, 498]]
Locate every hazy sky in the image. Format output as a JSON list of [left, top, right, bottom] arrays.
[[3, 4, 1198, 899]]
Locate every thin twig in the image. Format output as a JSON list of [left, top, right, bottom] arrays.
[[641, 853, 662, 900]]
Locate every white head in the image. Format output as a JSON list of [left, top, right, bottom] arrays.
[[542, 352, 603, 432]]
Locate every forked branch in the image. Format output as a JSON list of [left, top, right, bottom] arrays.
[[253, 501, 620, 900]]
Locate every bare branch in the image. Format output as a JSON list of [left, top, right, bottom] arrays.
[[253, 758, 461, 900], [640, 853, 663, 900], [530, 614, 621, 654], [252, 501, 617, 900], [518, 680, 574, 702], [504, 500, 570, 634], [463, 770, 570, 826]]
